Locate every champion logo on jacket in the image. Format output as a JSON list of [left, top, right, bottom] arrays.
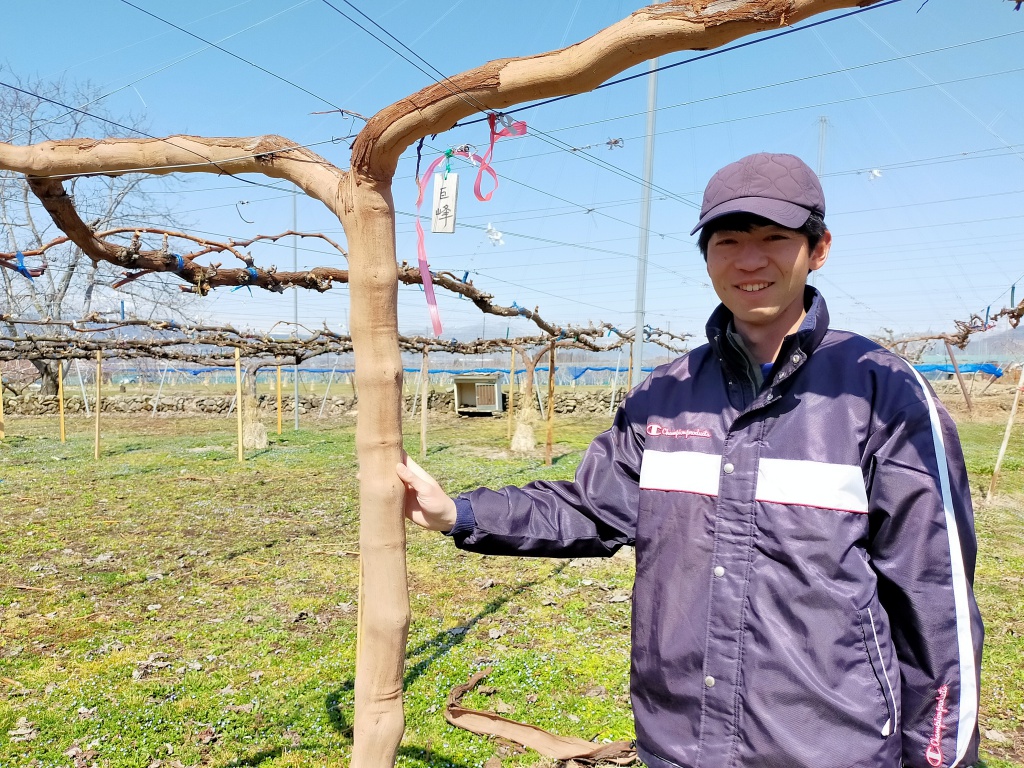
[[926, 685, 950, 767], [646, 424, 711, 439]]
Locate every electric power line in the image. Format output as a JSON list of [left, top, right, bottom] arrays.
[[118, 0, 346, 112], [452, 0, 907, 127]]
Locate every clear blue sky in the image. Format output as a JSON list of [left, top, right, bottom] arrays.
[[3, 0, 1023, 343]]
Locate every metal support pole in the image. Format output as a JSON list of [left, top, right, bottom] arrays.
[[420, 351, 429, 459], [235, 348, 244, 463], [276, 366, 283, 435], [545, 344, 556, 466], [293, 190, 300, 431], [58, 361, 66, 442], [94, 350, 102, 460], [632, 55, 658, 389], [507, 348, 516, 442]]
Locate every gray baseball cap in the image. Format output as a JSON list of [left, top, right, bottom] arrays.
[[690, 152, 825, 235]]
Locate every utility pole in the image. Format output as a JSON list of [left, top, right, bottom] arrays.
[[293, 190, 300, 431], [812, 115, 828, 288], [632, 54, 658, 389]]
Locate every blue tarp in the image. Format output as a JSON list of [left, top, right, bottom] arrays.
[[114, 362, 1006, 381], [914, 363, 1002, 378]]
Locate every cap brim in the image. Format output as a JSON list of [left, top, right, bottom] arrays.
[[689, 197, 813, 236]]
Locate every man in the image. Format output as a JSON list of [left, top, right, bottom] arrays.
[[397, 152, 983, 768]]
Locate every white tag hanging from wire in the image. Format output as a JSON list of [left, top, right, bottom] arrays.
[[431, 172, 458, 233]]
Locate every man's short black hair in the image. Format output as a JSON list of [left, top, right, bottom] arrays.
[[697, 211, 828, 259]]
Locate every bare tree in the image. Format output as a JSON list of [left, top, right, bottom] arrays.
[[0, 73, 194, 393], [0, 3, 940, 765]]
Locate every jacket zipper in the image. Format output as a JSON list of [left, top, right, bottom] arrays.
[[868, 607, 899, 737]]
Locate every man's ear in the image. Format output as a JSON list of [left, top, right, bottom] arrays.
[[809, 229, 832, 272]]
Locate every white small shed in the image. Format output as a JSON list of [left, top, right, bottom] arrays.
[[453, 373, 505, 415]]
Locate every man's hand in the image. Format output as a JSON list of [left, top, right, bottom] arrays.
[[396, 455, 458, 532]]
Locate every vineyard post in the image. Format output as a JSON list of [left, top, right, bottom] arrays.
[[987, 363, 1024, 503], [152, 363, 168, 417], [409, 365, 421, 419], [94, 350, 102, 460], [420, 351, 429, 459], [0, 370, 5, 441], [944, 340, 973, 415], [58, 360, 66, 442], [319, 363, 339, 418], [545, 343, 556, 466], [277, 366, 283, 435], [75, 360, 90, 416], [627, 341, 634, 391], [235, 348, 244, 463], [507, 348, 516, 443], [609, 347, 623, 416]]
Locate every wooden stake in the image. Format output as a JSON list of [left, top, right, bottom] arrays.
[[609, 347, 623, 416], [235, 348, 244, 463], [58, 361, 66, 443], [94, 350, 102, 460], [0, 370, 5, 441], [627, 341, 634, 391], [944, 340, 973, 415], [507, 348, 516, 442], [276, 366, 283, 435], [419, 351, 429, 459], [545, 343, 555, 466], [987, 364, 1024, 503]]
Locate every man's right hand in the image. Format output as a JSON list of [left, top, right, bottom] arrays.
[[396, 455, 458, 532]]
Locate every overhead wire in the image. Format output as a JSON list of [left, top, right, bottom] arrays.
[[315, 0, 700, 207], [856, 16, 1024, 165], [465, 67, 1024, 173], [10, 0, 316, 144], [316, 0, 491, 117], [8, 0, 1020, 335], [0, 79, 333, 192], [118, 0, 347, 112], [452, 0, 908, 127], [530, 29, 1024, 136]]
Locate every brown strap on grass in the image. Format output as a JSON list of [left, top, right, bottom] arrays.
[[444, 668, 637, 765]]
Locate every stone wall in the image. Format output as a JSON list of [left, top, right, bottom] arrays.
[[1, 388, 629, 417]]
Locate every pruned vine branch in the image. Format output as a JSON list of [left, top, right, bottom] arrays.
[[0, 314, 686, 365]]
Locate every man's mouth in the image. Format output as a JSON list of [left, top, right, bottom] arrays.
[[738, 282, 771, 292]]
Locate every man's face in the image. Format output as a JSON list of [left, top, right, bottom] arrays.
[[705, 223, 831, 332]]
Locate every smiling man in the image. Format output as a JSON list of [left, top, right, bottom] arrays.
[[398, 153, 983, 768]]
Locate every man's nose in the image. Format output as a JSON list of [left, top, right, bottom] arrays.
[[734, 242, 768, 270]]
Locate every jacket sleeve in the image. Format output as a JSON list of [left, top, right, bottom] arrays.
[[865, 389, 983, 768], [451, 378, 649, 558]]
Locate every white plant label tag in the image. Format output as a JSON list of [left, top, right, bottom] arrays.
[[431, 172, 458, 233]]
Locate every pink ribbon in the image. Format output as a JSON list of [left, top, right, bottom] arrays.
[[477, 113, 527, 201], [414, 114, 528, 336]]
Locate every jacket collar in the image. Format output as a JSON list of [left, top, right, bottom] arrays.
[[706, 286, 830, 368]]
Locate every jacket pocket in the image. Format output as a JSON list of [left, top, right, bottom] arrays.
[[861, 606, 899, 738]]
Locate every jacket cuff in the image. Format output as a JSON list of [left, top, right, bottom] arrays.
[[444, 496, 476, 537]]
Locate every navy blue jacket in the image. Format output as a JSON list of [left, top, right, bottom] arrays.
[[452, 289, 983, 768]]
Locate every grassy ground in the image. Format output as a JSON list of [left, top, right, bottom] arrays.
[[0, 405, 1022, 768]]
